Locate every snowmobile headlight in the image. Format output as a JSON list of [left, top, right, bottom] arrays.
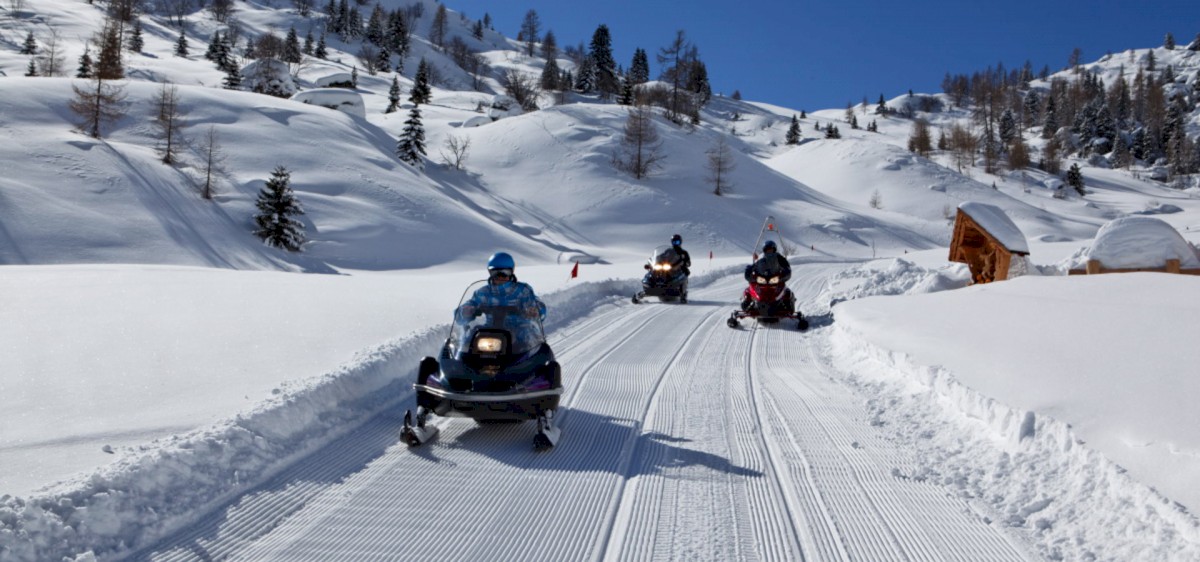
[[474, 336, 504, 353], [659, 263, 671, 271], [768, 276, 780, 284], [756, 276, 768, 284]]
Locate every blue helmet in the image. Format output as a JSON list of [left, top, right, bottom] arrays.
[[487, 252, 516, 271], [763, 240, 777, 252], [671, 234, 682, 246]]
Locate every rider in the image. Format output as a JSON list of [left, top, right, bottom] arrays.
[[742, 240, 792, 310], [460, 252, 547, 349], [670, 234, 692, 276]]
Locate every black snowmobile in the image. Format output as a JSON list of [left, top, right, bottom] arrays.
[[402, 280, 563, 450], [632, 245, 689, 304]]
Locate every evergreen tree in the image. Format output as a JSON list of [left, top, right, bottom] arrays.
[[1023, 90, 1041, 130], [908, 119, 933, 156], [20, 31, 37, 55], [253, 165, 306, 251], [1146, 49, 1156, 71], [998, 108, 1017, 144], [396, 105, 426, 167], [25, 58, 37, 77], [618, 76, 634, 105], [541, 54, 561, 92], [222, 63, 242, 90], [76, 46, 93, 79], [375, 48, 391, 73], [95, 20, 124, 79], [876, 93, 888, 115], [1165, 32, 1176, 50], [205, 31, 221, 61], [409, 58, 431, 104], [574, 56, 596, 93], [303, 30, 314, 55], [1066, 163, 1084, 195], [785, 115, 801, 145], [174, 30, 190, 57], [472, 20, 484, 40], [351, 66, 358, 87], [127, 19, 144, 53], [315, 32, 328, 59], [541, 30, 558, 62], [386, 74, 401, 113], [629, 48, 650, 85], [589, 24, 618, 97], [284, 27, 302, 63], [366, 5, 385, 46], [1042, 94, 1057, 138], [688, 59, 711, 105], [1132, 127, 1148, 161], [386, 11, 410, 63]]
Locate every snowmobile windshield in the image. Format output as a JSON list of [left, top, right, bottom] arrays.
[[651, 245, 682, 268], [450, 280, 546, 357], [753, 254, 787, 277]]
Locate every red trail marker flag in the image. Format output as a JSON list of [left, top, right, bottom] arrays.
[[570, 262, 579, 279]]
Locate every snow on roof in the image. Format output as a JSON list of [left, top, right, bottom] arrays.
[[958, 201, 1029, 254], [315, 73, 354, 87], [1086, 216, 1200, 269], [290, 89, 366, 119]]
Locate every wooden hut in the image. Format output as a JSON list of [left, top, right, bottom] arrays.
[[949, 202, 1030, 284]]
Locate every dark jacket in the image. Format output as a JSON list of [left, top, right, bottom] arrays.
[[673, 247, 691, 275], [744, 253, 791, 283]]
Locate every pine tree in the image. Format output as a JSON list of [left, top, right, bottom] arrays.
[[76, 46, 93, 78], [253, 165, 306, 251], [541, 54, 561, 92], [908, 119, 932, 155], [375, 48, 391, 73], [20, 31, 37, 55], [472, 20, 484, 40], [386, 74, 401, 113], [315, 32, 328, 59], [127, 20, 144, 53], [95, 20, 124, 79], [396, 105, 426, 166], [303, 30, 314, 55], [222, 63, 242, 89], [1165, 32, 1176, 50], [366, 5, 385, 46], [617, 76, 634, 105], [629, 48, 650, 85], [785, 115, 801, 145], [25, 58, 37, 77], [589, 24, 618, 97], [174, 31, 190, 57], [520, 9, 540, 57], [998, 109, 1017, 144], [1066, 163, 1084, 195], [876, 93, 888, 115], [205, 31, 221, 61], [284, 27, 302, 63], [409, 58, 431, 103], [1042, 94, 1057, 139], [574, 56, 596, 93]]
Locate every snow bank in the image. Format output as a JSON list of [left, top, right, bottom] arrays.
[[829, 323, 1200, 561], [0, 274, 671, 561], [290, 88, 366, 119], [818, 258, 970, 310]]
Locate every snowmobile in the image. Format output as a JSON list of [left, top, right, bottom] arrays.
[[402, 280, 563, 450], [727, 267, 807, 329], [631, 245, 689, 304], [727, 216, 808, 330]]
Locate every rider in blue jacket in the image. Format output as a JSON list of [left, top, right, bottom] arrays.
[[460, 252, 546, 349]]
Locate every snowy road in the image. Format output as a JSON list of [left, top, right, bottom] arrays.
[[133, 264, 1035, 562]]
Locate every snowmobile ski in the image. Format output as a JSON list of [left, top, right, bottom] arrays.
[[533, 409, 561, 451], [401, 408, 438, 447]]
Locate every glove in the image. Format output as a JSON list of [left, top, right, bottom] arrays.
[[524, 306, 540, 319], [460, 305, 477, 319]]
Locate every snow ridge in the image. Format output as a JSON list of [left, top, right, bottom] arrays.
[[828, 323, 1200, 561]]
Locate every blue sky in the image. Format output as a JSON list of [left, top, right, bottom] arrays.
[[443, 0, 1198, 111]]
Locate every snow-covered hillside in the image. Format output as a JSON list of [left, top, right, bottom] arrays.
[[4, 0, 1200, 560]]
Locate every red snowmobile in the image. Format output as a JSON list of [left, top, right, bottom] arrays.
[[727, 217, 808, 330]]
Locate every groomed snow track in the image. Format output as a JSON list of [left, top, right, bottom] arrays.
[[131, 264, 1034, 562]]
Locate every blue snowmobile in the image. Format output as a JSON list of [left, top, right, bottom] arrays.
[[402, 280, 563, 450], [632, 245, 689, 304]]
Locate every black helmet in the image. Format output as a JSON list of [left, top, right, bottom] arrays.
[[671, 234, 682, 246], [763, 240, 777, 252]]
